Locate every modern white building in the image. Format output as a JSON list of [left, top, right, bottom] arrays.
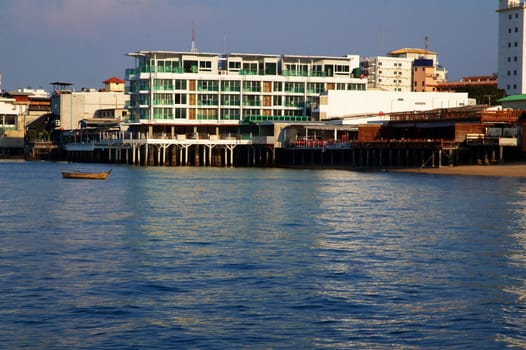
[[125, 51, 366, 124], [317, 90, 475, 122], [498, 0, 526, 95], [360, 56, 414, 92]]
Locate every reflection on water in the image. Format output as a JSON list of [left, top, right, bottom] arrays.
[[1, 161, 526, 348]]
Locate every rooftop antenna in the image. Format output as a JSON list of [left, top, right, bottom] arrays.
[[191, 20, 198, 53], [424, 35, 429, 51]]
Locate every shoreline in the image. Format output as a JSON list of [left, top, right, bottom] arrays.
[[389, 163, 526, 178]]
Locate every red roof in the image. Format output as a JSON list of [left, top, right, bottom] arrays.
[[103, 77, 125, 84]]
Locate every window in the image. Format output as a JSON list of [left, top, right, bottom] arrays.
[[508, 57, 512, 62], [175, 108, 186, 119], [242, 63, 258, 74], [509, 42, 512, 48], [516, 27, 519, 32], [515, 42, 518, 47], [222, 80, 240, 92], [175, 79, 187, 90], [508, 70, 511, 76], [199, 60, 212, 71], [221, 109, 240, 120], [229, 61, 241, 70], [515, 56, 518, 62], [153, 107, 173, 119], [514, 70, 518, 75], [198, 80, 219, 91], [243, 80, 261, 92], [221, 95, 240, 106], [174, 94, 187, 104], [335, 65, 350, 74], [198, 94, 218, 106], [509, 28, 512, 34]]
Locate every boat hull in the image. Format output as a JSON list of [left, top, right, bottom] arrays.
[[61, 169, 112, 180]]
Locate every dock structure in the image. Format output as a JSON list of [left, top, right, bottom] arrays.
[[62, 129, 276, 167], [53, 106, 526, 169]]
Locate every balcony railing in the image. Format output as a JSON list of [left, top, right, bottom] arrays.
[[243, 115, 309, 123]]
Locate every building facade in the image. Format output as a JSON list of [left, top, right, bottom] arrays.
[[51, 79, 129, 130], [388, 48, 448, 92], [498, 0, 526, 95], [125, 51, 366, 125], [317, 90, 474, 121], [360, 56, 413, 92]]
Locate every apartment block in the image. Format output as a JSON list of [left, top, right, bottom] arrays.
[[125, 51, 366, 124], [498, 0, 526, 94], [360, 56, 413, 92]]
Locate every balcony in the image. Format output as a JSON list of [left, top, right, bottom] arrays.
[[197, 100, 219, 106], [243, 115, 309, 123], [282, 70, 308, 77], [239, 70, 258, 75]]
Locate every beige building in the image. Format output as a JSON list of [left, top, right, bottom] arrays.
[[388, 48, 448, 92], [360, 56, 414, 92], [51, 78, 129, 130]]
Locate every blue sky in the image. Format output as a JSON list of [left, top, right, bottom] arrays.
[[0, 0, 498, 91]]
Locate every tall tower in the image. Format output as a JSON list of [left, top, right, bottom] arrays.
[[498, 0, 526, 95]]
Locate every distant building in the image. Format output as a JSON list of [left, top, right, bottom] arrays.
[[360, 56, 413, 92], [436, 75, 498, 92], [50, 78, 129, 130], [0, 89, 51, 156], [102, 76, 125, 93], [497, 0, 526, 95], [388, 48, 448, 92]]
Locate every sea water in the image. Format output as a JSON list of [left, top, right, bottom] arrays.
[[1, 160, 526, 349]]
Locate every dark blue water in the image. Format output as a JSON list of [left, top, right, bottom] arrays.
[[1, 160, 526, 349]]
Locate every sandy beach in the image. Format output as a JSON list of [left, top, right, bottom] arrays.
[[390, 163, 526, 177]]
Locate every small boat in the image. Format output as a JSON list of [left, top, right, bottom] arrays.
[[61, 169, 112, 180]]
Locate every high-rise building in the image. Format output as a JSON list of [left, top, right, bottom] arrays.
[[498, 0, 526, 95]]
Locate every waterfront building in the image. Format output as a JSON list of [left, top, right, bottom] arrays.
[[497, 0, 526, 95], [0, 89, 51, 156], [124, 51, 366, 125], [317, 90, 474, 121], [50, 78, 129, 130]]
